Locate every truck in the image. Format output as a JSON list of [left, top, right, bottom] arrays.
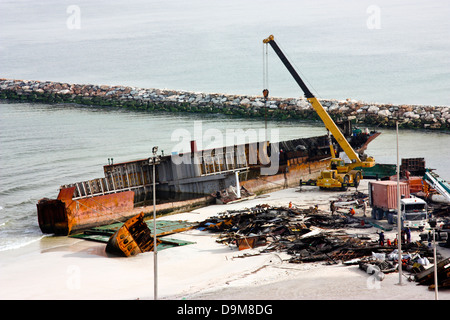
[[368, 180, 428, 229], [262, 35, 376, 191]]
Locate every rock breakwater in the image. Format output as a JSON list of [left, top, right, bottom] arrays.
[[1, 79, 449, 130]]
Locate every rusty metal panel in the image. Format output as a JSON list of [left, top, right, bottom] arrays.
[[68, 190, 135, 234], [57, 186, 76, 201], [105, 212, 161, 257], [37, 189, 135, 235]]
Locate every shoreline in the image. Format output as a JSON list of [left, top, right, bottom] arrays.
[[1, 180, 449, 300], [1, 78, 449, 131]]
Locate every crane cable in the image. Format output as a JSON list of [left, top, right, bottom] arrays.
[[262, 42, 269, 100], [263, 38, 320, 100], [262, 42, 269, 141]]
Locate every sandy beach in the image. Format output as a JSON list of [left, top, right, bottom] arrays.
[[1, 180, 449, 301]]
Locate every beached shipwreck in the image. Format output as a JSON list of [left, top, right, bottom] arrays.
[[37, 123, 379, 236]]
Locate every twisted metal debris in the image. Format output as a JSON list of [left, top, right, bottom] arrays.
[[196, 204, 441, 270]]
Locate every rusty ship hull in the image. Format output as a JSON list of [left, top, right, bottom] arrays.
[[37, 127, 379, 236], [37, 188, 135, 235], [105, 212, 160, 257]]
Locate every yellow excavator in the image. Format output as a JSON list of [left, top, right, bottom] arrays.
[[263, 35, 376, 190]]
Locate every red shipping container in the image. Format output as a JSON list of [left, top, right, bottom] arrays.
[[369, 180, 410, 210]]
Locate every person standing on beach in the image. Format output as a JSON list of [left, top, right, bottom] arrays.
[[330, 201, 336, 215]]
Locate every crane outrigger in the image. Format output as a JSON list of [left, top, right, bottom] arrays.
[[263, 35, 376, 190]]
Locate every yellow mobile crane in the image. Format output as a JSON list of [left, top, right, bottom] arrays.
[[263, 35, 376, 190]]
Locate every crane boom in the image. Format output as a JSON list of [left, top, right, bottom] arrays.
[[263, 35, 362, 164]]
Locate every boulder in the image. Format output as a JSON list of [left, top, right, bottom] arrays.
[[339, 106, 350, 113], [252, 101, 265, 108], [328, 103, 339, 112], [403, 111, 420, 119], [378, 109, 391, 117], [368, 105, 380, 114], [240, 98, 251, 106]]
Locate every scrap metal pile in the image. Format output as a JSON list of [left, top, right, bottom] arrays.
[[196, 204, 441, 273], [414, 257, 450, 289]]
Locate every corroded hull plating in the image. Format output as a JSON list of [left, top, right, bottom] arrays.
[[37, 187, 135, 235], [37, 130, 379, 235], [37, 158, 329, 235], [105, 212, 160, 257], [241, 158, 329, 193], [37, 189, 212, 235]]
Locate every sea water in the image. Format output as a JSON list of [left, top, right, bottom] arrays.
[[1, 0, 449, 105], [0, 0, 449, 251]]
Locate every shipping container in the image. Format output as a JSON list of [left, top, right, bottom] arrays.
[[369, 181, 427, 227], [368, 180, 410, 211]]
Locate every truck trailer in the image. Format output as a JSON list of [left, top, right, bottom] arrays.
[[368, 180, 428, 229]]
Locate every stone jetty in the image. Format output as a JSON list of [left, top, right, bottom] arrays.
[[1, 78, 449, 130]]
